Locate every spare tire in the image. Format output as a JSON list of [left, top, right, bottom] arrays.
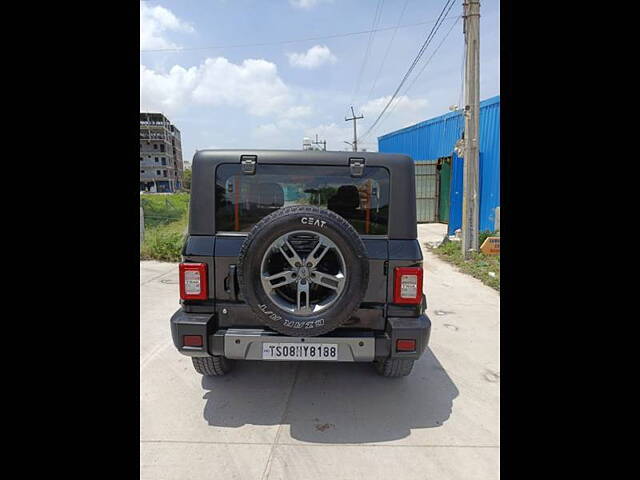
[[237, 205, 369, 337]]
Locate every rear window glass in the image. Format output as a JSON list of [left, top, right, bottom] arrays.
[[215, 164, 389, 235]]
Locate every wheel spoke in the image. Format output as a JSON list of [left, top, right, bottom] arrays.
[[306, 238, 332, 268], [261, 230, 348, 316], [296, 281, 310, 313], [310, 271, 345, 291], [278, 240, 303, 268], [261, 271, 297, 291]]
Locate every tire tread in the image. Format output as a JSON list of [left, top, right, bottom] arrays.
[[237, 205, 369, 337], [191, 356, 231, 376], [375, 358, 414, 377]]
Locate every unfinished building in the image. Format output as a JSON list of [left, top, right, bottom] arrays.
[[140, 113, 184, 192]]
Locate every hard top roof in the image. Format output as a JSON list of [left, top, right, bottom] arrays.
[[192, 149, 413, 168], [188, 149, 417, 239]]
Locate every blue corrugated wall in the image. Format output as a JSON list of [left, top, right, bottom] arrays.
[[378, 96, 500, 234]]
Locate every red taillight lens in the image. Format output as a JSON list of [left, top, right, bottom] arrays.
[[393, 267, 423, 304], [179, 263, 208, 300], [183, 335, 203, 347], [396, 339, 416, 352]]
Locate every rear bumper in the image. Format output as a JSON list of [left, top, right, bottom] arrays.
[[223, 329, 376, 361], [170, 309, 431, 361]]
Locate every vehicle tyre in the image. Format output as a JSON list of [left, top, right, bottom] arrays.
[[191, 356, 232, 376], [374, 358, 415, 377], [237, 205, 369, 337]]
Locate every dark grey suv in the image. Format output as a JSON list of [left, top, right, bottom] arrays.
[[170, 150, 431, 377]]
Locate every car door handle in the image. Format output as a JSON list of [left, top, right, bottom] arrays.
[[225, 264, 239, 301]]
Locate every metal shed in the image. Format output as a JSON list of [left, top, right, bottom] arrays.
[[378, 95, 500, 235]]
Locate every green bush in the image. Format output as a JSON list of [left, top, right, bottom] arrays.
[[139, 193, 190, 262], [433, 237, 500, 291], [140, 228, 184, 262], [140, 193, 190, 229], [479, 229, 499, 246]]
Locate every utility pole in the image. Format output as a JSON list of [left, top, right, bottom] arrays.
[[345, 106, 364, 152], [312, 134, 327, 151], [461, 0, 480, 259]]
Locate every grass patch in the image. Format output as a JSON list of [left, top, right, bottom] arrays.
[[140, 193, 189, 262], [433, 230, 500, 291], [140, 215, 186, 262], [140, 192, 190, 228]]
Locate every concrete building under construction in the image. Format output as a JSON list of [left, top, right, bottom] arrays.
[[140, 113, 184, 192]]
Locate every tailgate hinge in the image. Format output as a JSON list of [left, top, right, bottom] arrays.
[[349, 157, 365, 177], [240, 155, 257, 175]]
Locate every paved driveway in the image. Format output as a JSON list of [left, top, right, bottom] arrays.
[[140, 226, 500, 479]]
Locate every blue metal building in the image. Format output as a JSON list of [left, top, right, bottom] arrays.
[[378, 95, 500, 235]]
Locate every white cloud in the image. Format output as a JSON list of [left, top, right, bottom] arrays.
[[253, 117, 354, 150], [254, 123, 281, 138], [360, 95, 429, 135], [252, 119, 304, 149], [192, 58, 291, 116], [255, 119, 296, 137], [287, 45, 337, 69], [280, 105, 313, 119], [140, 3, 194, 50], [361, 95, 428, 117], [303, 122, 356, 151], [141, 57, 313, 119], [289, 0, 333, 9], [140, 64, 199, 113]]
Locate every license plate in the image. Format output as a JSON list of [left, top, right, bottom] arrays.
[[262, 343, 338, 361]]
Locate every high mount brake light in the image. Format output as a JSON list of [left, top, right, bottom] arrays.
[[179, 263, 208, 300], [393, 267, 423, 304]]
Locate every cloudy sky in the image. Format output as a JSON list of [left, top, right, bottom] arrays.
[[140, 0, 500, 161]]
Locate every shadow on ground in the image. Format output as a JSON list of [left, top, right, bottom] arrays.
[[201, 348, 458, 443]]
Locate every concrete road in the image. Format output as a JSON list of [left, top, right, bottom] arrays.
[[140, 226, 500, 479]]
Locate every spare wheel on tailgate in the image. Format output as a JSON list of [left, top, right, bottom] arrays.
[[237, 205, 369, 337]]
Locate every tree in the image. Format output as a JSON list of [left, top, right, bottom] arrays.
[[183, 168, 192, 191]]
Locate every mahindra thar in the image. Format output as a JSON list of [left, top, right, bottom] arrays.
[[170, 150, 431, 377]]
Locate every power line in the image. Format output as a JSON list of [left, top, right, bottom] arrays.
[[364, 0, 409, 105], [367, 14, 461, 140], [140, 15, 460, 53], [403, 15, 462, 97], [351, 0, 385, 104], [359, 0, 454, 140], [358, 0, 456, 142]]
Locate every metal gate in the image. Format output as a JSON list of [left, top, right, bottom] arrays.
[[415, 160, 439, 222], [437, 157, 452, 223]]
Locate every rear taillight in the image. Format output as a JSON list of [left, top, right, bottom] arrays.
[[393, 267, 423, 304], [183, 335, 203, 347], [396, 339, 416, 352], [179, 263, 208, 300]]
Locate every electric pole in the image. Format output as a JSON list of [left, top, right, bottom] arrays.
[[312, 134, 327, 151], [345, 106, 364, 152], [461, 0, 480, 259]]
